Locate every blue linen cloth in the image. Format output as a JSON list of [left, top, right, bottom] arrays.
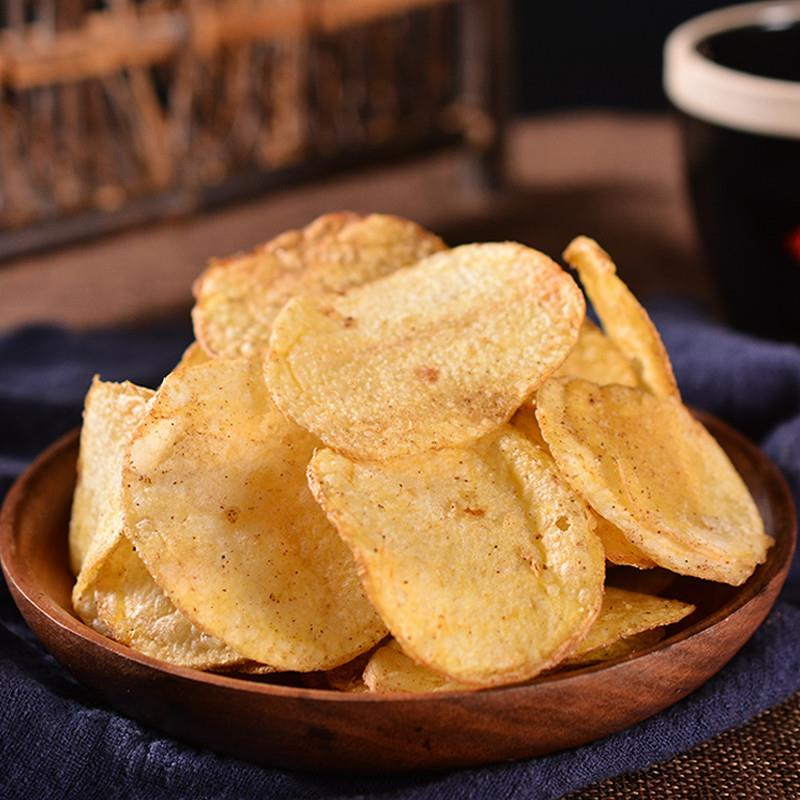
[[1, 307, 799, 800]]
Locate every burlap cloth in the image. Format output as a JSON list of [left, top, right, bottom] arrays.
[[569, 691, 800, 799]]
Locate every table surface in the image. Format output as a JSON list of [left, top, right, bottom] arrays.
[[1, 111, 795, 798]]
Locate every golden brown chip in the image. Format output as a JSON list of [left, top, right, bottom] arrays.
[[555, 320, 639, 387], [71, 379, 248, 670], [123, 358, 387, 671], [593, 514, 656, 569], [510, 403, 550, 449], [192, 212, 445, 359], [607, 566, 677, 597], [365, 585, 690, 691], [82, 537, 256, 670], [566, 628, 665, 666], [308, 426, 604, 687], [363, 640, 470, 694], [536, 378, 772, 585], [323, 651, 374, 692], [563, 587, 694, 665], [512, 405, 653, 569], [268, 243, 585, 460], [175, 341, 210, 370], [564, 237, 679, 399], [69, 378, 154, 575]]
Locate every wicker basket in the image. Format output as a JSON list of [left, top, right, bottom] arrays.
[[0, 0, 508, 259]]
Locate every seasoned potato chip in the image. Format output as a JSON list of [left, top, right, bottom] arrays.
[[593, 514, 656, 569], [607, 566, 677, 597], [81, 537, 257, 670], [323, 651, 374, 692], [365, 587, 691, 691], [555, 320, 639, 387], [567, 628, 665, 665], [268, 243, 585, 459], [510, 403, 549, 449], [175, 341, 210, 370], [69, 378, 154, 575], [564, 237, 679, 399], [563, 587, 694, 665], [513, 406, 652, 568], [536, 378, 772, 584], [71, 380, 248, 670], [124, 359, 387, 671], [308, 427, 604, 686], [192, 212, 445, 359], [366, 628, 664, 689], [364, 640, 470, 694], [512, 406, 653, 568]]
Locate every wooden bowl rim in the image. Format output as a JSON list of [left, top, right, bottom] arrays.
[[1, 411, 795, 705]]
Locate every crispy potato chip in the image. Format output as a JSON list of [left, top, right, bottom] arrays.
[[81, 537, 258, 670], [593, 514, 656, 569], [555, 320, 639, 387], [510, 403, 550, 449], [71, 380, 248, 670], [175, 341, 210, 370], [567, 628, 665, 665], [323, 651, 374, 692], [192, 213, 445, 359], [363, 640, 470, 694], [512, 406, 653, 569], [536, 378, 772, 584], [268, 243, 585, 459], [366, 586, 690, 691], [308, 426, 605, 686], [564, 237, 679, 399], [563, 587, 694, 665], [123, 359, 387, 671], [69, 378, 154, 575], [607, 566, 677, 597]]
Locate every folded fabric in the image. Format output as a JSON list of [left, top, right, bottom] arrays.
[[1, 309, 798, 800]]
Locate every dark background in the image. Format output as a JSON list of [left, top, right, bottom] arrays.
[[514, 0, 732, 111]]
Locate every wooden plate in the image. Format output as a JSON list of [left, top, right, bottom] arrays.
[[0, 413, 795, 774]]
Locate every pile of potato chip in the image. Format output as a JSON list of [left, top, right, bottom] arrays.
[[69, 212, 772, 692]]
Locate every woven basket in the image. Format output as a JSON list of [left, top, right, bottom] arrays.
[[0, 0, 508, 259]]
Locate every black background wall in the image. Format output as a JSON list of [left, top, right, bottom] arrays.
[[514, 0, 733, 110]]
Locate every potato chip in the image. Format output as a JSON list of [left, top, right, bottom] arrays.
[[536, 378, 772, 584], [307, 426, 605, 686], [607, 566, 677, 597], [268, 243, 585, 460], [192, 212, 445, 359], [512, 405, 653, 569], [175, 341, 210, 370], [69, 378, 154, 576], [555, 320, 639, 388], [593, 514, 656, 569], [510, 403, 550, 449], [71, 379, 250, 670], [368, 628, 663, 687], [123, 358, 387, 671], [323, 651, 374, 692], [365, 586, 691, 691], [562, 587, 694, 665], [564, 237, 679, 399], [363, 640, 470, 693], [566, 628, 665, 665], [81, 536, 258, 670]]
